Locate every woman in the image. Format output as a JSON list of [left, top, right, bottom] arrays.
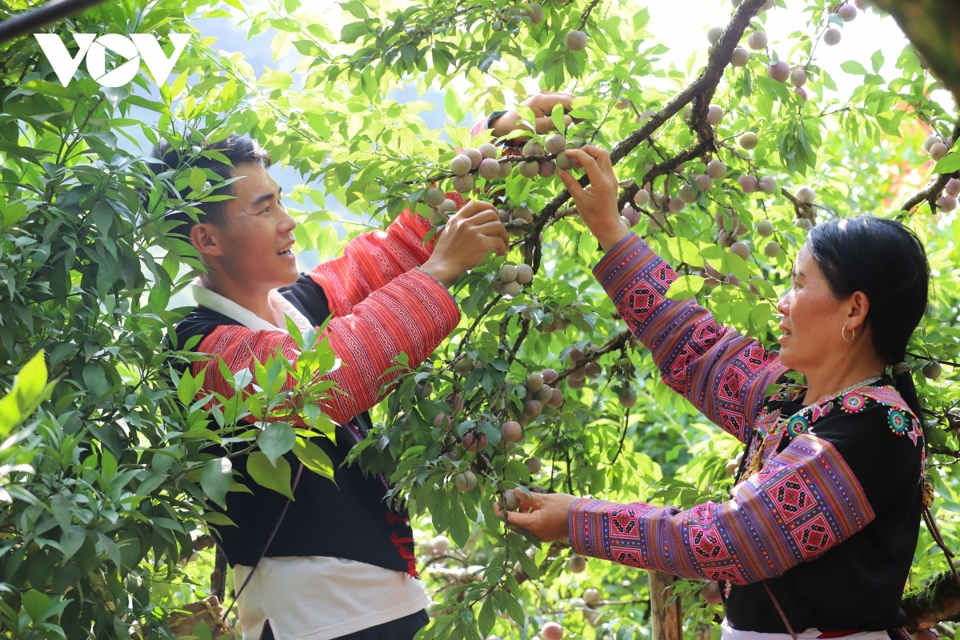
[[505, 145, 930, 639]]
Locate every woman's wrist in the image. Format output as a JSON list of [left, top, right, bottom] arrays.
[[594, 224, 630, 253]]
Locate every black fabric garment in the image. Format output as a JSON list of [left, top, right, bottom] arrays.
[[725, 379, 923, 633], [167, 274, 416, 574], [330, 610, 429, 640]]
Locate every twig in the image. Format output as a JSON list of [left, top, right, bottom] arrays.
[[901, 118, 960, 213], [577, 0, 603, 31]]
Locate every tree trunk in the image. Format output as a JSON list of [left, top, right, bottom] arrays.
[[649, 571, 684, 640], [903, 569, 960, 631], [872, 0, 960, 106]]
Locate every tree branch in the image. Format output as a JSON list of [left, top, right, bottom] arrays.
[[534, 0, 769, 230]]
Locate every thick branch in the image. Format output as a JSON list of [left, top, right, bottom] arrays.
[[903, 570, 960, 631], [533, 0, 771, 231]]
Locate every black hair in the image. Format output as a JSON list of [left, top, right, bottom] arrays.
[[807, 215, 930, 420], [151, 134, 272, 240]]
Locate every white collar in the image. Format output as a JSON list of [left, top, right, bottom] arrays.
[[192, 281, 313, 335]]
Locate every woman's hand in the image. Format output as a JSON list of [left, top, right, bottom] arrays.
[[490, 92, 576, 139], [556, 146, 629, 252], [493, 490, 579, 542]]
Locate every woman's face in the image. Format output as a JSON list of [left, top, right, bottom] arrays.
[[776, 244, 854, 373]]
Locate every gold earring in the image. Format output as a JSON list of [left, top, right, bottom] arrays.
[[841, 325, 856, 343]]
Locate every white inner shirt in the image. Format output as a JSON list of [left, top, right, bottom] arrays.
[[193, 283, 430, 640]]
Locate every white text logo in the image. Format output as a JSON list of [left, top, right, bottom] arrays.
[[34, 33, 191, 88]]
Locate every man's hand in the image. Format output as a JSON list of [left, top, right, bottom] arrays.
[[421, 201, 509, 287], [491, 92, 577, 139], [493, 490, 579, 542], [556, 146, 629, 252]]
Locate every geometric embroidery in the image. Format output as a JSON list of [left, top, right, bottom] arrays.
[[610, 508, 641, 539], [690, 525, 732, 561], [791, 513, 836, 557], [706, 564, 747, 584], [612, 548, 643, 568], [741, 343, 769, 372], [718, 366, 746, 403], [786, 414, 810, 438], [627, 286, 664, 323], [766, 472, 817, 522]]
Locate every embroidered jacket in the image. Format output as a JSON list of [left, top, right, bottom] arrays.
[[168, 207, 461, 577], [569, 233, 924, 633]]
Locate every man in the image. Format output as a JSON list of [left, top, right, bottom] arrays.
[[158, 134, 508, 640]]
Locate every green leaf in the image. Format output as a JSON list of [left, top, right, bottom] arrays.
[[259, 421, 296, 466], [478, 595, 496, 637], [247, 451, 295, 500], [60, 525, 86, 561], [551, 102, 566, 133], [98, 532, 122, 568], [50, 494, 72, 531], [188, 167, 207, 194], [665, 275, 704, 300], [444, 90, 465, 125], [839, 60, 868, 75], [201, 458, 233, 508], [933, 152, 960, 174], [293, 437, 335, 481], [21, 590, 50, 622], [448, 504, 470, 548]]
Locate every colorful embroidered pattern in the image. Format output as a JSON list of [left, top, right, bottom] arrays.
[[593, 235, 789, 444], [840, 392, 867, 413], [194, 223, 461, 426], [569, 435, 874, 584], [786, 414, 809, 438]]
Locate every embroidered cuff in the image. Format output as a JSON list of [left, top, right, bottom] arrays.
[[415, 267, 457, 305], [568, 497, 610, 560]]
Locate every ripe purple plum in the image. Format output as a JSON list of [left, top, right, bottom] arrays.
[[450, 154, 472, 176], [929, 142, 949, 161], [501, 421, 523, 443], [823, 28, 842, 46], [730, 241, 751, 259], [565, 30, 587, 52], [464, 148, 483, 170], [738, 175, 759, 193], [730, 47, 750, 67], [937, 195, 957, 212], [768, 60, 790, 83], [747, 31, 768, 51], [758, 176, 778, 195], [462, 431, 488, 452], [796, 186, 816, 204], [516, 264, 534, 284], [790, 67, 807, 88], [454, 471, 477, 492], [478, 158, 501, 180], [544, 133, 566, 155], [838, 4, 857, 21], [707, 104, 724, 125], [707, 159, 727, 179]]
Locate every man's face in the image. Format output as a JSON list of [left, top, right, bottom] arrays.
[[204, 161, 298, 291]]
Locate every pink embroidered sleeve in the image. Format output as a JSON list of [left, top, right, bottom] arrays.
[[192, 269, 461, 425], [308, 202, 463, 317], [568, 434, 875, 584], [593, 233, 789, 442]]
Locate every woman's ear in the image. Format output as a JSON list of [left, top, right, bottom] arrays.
[[846, 290, 871, 331]]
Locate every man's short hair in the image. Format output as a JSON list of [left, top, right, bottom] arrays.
[[152, 134, 272, 240]]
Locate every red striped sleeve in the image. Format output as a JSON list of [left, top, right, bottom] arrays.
[[568, 434, 874, 584], [192, 269, 461, 425], [307, 204, 461, 317], [593, 232, 788, 443]]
